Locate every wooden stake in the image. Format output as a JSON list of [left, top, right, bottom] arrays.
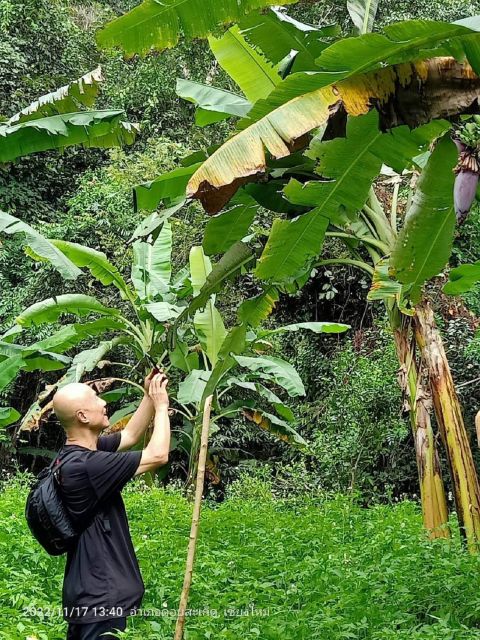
[[174, 395, 213, 640]]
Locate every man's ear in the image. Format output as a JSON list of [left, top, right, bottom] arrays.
[[76, 409, 89, 424]]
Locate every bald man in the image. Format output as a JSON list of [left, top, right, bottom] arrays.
[[51, 371, 170, 640]]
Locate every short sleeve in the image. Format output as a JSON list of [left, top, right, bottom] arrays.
[[97, 432, 121, 452], [85, 450, 142, 502]]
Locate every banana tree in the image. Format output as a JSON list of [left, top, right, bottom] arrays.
[[111, 5, 480, 546], [2, 218, 348, 487]]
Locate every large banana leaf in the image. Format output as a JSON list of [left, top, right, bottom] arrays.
[[176, 79, 251, 127], [259, 321, 350, 336], [190, 246, 227, 367], [0, 211, 81, 280], [16, 294, 121, 327], [233, 354, 305, 397], [239, 8, 339, 72], [242, 407, 308, 450], [0, 110, 138, 163], [202, 191, 257, 255], [237, 287, 279, 327], [256, 114, 449, 283], [187, 20, 480, 211], [443, 261, 480, 295], [390, 136, 457, 303], [97, 0, 298, 57], [177, 369, 211, 404], [49, 240, 134, 301], [8, 67, 104, 125], [0, 356, 24, 392], [60, 337, 128, 385], [131, 221, 172, 302], [208, 25, 280, 103]]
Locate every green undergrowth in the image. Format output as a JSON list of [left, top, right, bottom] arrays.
[[1, 481, 480, 639]]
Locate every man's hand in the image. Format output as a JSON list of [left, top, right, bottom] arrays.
[[149, 372, 169, 410], [144, 367, 162, 393]]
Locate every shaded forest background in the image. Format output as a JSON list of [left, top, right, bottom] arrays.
[[1, 0, 480, 503]]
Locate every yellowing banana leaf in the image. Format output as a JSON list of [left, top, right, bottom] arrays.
[[187, 19, 480, 212], [97, 0, 298, 57], [242, 407, 308, 450], [208, 25, 280, 103], [0, 110, 138, 163]]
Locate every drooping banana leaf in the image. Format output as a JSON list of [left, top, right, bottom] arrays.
[[59, 336, 128, 385], [390, 135, 457, 303], [48, 240, 135, 301], [0, 356, 24, 392], [130, 199, 185, 240], [176, 78, 251, 127], [242, 407, 308, 450], [7, 67, 104, 125], [0, 211, 81, 280], [177, 369, 212, 404], [96, 0, 298, 57], [16, 294, 121, 327], [239, 8, 339, 72], [233, 354, 306, 397], [208, 25, 280, 103], [237, 287, 279, 327], [258, 321, 350, 336], [0, 110, 138, 163], [134, 164, 201, 212], [187, 20, 480, 211]]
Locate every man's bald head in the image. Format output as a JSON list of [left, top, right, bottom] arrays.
[[53, 383, 109, 432]]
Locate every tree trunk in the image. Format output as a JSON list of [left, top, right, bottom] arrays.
[[414, 300, 480, 552], [391, 316, 449, 538]]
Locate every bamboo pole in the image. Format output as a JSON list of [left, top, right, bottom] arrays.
[[174, 395, 213, 640]]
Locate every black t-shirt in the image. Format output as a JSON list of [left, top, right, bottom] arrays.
[[56, 432, 144, 624]]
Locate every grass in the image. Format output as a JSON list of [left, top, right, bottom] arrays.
[[2, 478, 480, 639]]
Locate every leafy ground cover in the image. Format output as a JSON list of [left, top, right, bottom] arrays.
[[2, 477, 480, 639]]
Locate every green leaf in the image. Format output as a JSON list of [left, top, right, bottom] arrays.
[[347, 0, 379, 34], [255, 209, 329, 283], [171, 242, 253, 337], [443, 261, 480, 295], [8, 67, 104, 125], [130, 200, 185, 240], [201, 324, 247, 403], [208, 25, 280, 103], [0, 407, 21, 428], [240, 8, 339, 72], [237, 287, 279, 327], [50, 240, 134, 300], [284, 112, 450, 220], [0, 356, 24, 392], [260, 321, 350, 336], [97, 0, 297, 57], [170, 340, 199, 373], [146, 302, 183, 321], [131, 221, 173, 302], [134, 164, 201, 212], [177, 369, 211, 404], [189, 246, 227, 367], [233, 355, 305, 397], [203, 191, 257, 255], [0, 211, 81, 280], [16, 294, 120, 327], [390, 135, 457, 303], [59, 337, 127, 385], [176, 78, 251, 126], [0, 110, 138, 163], [26, 318, 126, 354], [227, 377, 295, 422]]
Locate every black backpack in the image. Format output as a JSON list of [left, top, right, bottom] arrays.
[[25, 449, 97, 556]]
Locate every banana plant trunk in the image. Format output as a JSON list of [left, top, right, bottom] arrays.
[[390, 313, 449, 538], [414, 300, 480, 552]]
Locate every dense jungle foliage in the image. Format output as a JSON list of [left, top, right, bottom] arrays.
[[1, 0, 480, 507]]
